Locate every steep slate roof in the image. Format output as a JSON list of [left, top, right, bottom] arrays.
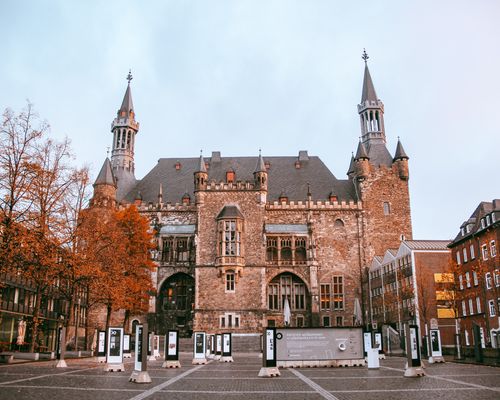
[[361, 64, 378, 103], [365, 141, 393, 167], [123, 154, 357, 204], [94, 158, 116, 186]]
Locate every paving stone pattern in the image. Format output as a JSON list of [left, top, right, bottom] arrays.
[[0, 354, 499, 400]]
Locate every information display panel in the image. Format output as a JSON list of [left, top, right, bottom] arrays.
[[107, 327, 123, 364], [134, 325, 143, 371], [194, 332, 206, 359], [276, 328, 363, 361]]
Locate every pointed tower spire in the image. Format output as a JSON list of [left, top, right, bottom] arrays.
[[356, 51, 393, 167], [119, 71, 134, 116], [354, 140, 369, 160], [196, 150, 207, 173], [361, 50, 378, 103], [254, 149, 266, 173], [347, 153, 356, 177], [253, 149, 268, 191], [91, 157, 117, 208], [393, 137, 409, 160], [94, 158, 116, 187], [110, 71, 140, 200], [194, 150, 208, 191]]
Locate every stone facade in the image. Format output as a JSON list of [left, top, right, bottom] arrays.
[[91, 59, 414, 340]]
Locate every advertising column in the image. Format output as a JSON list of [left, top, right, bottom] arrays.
[[129, 323, 152, 383], [221, 333, 233, 362], [105, 327, 124, 372], [258, 327, 280, 377], [192, 331, 207, 365], [162, 330, 181, 368]]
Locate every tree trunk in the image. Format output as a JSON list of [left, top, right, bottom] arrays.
[[123, 309, 130, 334], [29, 287, 42, 353], [105, 303, 112, 332]]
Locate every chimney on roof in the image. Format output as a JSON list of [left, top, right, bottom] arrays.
[[211, 151, 221, 162], [298, 150, 309, 161]]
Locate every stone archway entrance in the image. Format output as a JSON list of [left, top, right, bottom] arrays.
[[156, 273, 195, 337]]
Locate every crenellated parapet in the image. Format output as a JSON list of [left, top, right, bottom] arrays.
[[267, 199, 362, 210]]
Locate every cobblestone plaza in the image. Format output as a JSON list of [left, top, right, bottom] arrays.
[[0, 354, 499, 400]]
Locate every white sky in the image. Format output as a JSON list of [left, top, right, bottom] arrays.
[[1, 0, 499, 240]]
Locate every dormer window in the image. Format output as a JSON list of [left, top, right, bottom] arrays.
[[461, 228, 465, 236], [226, 170, 235, 183], [486, 215, 491, 225], [481, 218, 486, 229]]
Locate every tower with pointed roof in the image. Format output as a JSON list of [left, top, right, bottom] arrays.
[[350, 51, 413, 259], [111, 70, 139, 200], [91, 157, 117, 208]]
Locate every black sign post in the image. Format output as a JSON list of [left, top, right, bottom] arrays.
[[258, 327, 280, 377], [55, 326, 67, 368], [129, 322, 152, 383], [162, 330, 181, 368]]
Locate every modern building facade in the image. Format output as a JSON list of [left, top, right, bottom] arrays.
[[366, 240, 454, 352], [449, 200, 500, 349], [91, 56, 413, 347]]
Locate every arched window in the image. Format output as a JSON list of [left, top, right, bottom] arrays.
[[294, 238, 306, 264], [334, 219, 344, 227], [267, 273, 308, 312], [159, 273, 194, 311], [266, 237, 278, 262], [280, 238, 292, 262]]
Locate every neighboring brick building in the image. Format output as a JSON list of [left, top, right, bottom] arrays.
[[91, 55, 413, 347], [448, 200, 500, 349], [366, 240, 454, 353]]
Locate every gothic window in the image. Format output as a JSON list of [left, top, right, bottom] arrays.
[[280, 238, 292, 262], [266, 237, 278, 262], [159, 273, 194, 311], [226, 270, 235, 292], [333, 275, 344, 310], [161, 236, 194, 264], [176, 238, 189, 262], [267, 273, 308, 313], [334, 219, 344, 227], [294, 238, 306, 264], [266, 235, 308, 265]]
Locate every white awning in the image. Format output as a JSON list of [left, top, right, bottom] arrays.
[[265, 224, 308, 234]]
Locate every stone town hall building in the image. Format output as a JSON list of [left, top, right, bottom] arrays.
[[91, 58, 412, 343]]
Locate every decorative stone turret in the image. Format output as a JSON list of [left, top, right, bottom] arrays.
[[91, 157, 117, 208], [253, 150, 268, 191], [393, 138, 409, 180], [354, 140, 370, 180], [194, 152, 208, 191]]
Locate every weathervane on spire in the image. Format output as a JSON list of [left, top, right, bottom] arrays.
[[362, 49, 369, 64], [126, 69, 133, 84]]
